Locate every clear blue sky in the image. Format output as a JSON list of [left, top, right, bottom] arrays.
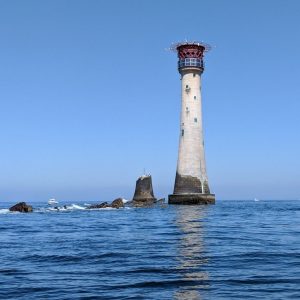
[[0, 0, 299, 202]]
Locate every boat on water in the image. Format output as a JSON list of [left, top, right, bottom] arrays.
[[254, 198, 259, 202], [48, 198, 58, 205]]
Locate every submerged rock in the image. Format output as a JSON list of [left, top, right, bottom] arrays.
[[132, 175, 157, 205], [9, 202, 33, 213], [111, 198, 124, 209]]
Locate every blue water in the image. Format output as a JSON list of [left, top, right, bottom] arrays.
[[0, 200, 299, 299]]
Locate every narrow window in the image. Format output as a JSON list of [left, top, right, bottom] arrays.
[[194, 118, 198, 123], [181, 129, 184, 136], [194, 96, 197, 100], [186, 85, 189, 89], [193, 73, 196, 77]]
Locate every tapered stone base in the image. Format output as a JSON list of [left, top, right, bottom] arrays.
[[132, 175, 156, 202], [168, 193, 215, 205]]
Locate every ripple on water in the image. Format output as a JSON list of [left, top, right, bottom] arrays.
[[0, 200, 299, 299]]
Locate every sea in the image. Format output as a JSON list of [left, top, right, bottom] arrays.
[[0, 200, 299, 299]]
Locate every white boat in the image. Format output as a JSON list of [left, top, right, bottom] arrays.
[[48, 198, 58, 205], [254, 198, 259, 202]]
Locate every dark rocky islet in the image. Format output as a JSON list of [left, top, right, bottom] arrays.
[[9, 202, 33, 213]]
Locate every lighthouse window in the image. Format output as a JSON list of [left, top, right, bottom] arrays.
[[181, 129, 184, 136], [194, 96, 197, 100], [186, 85, 189, 89], [193, 73, 196, 77], [194, 118, 198, 123]]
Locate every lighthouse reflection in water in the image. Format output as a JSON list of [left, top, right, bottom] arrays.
[[174, 206, 209, 299]]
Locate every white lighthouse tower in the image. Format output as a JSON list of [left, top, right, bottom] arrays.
[[168, 41, 215, 205]]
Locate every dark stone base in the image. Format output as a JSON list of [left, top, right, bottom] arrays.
[[168, 193, 215, 205], [131, 199, 156, 207], [174, 172, 210, 194], [133, 175, 156, 201]]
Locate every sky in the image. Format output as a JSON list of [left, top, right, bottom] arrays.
[[0, 0, 299, 202]]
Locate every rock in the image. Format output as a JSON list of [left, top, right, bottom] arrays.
[[131, 199, 156, 207], [9, 202, 33, 213], [127, 197, 165, 208], [157, 198, 165, 203], [132, 175, 157, 204], [111, 198, 124, 209], [86, 199, 124, 209], [87, 202, 109, 209]]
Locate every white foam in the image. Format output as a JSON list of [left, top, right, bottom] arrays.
[[47, 204, 86, 211], [68, 204, 85, 210], [88, 206, 115, 210], [0, 209, 10, 214]]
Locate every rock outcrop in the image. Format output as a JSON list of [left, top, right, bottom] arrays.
[[87, 202, 109, 209], [9, 202, 33, 213], [132, 175, 156, 205], [86, 198, 124, 209], [111, 198, 124, 209]]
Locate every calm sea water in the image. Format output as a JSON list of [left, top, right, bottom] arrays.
[[0, 200, 299, 299]]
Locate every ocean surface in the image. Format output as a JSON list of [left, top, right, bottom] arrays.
[[0, 200, 299, 299]]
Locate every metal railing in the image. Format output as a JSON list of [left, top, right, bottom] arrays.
[[178, 58, 204, 69]]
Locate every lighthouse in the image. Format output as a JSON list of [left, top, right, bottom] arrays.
[[168, 41, 215, 205]]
